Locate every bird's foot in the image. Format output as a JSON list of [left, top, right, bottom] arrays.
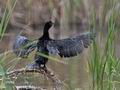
[[39, 64, 48, 72]]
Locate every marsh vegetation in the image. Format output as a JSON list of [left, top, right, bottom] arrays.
[[0, 0, 120, 90]]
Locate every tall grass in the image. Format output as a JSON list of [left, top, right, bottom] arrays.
[[0, 0, 17, 90], [0, 0, 17, 40], [0, 52, 16, 90], [88, 0, 120, 90], [0, 0, 120, 90]]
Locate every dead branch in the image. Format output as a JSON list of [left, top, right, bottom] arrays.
[[15, 85, 47, 90], [7, 67, 65, 90]]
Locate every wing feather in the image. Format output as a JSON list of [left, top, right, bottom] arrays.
[[13, 35, 37, 58], [47, 32, 95, 57]]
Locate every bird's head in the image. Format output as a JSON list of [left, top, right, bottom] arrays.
[[44, 21, 53, 30]]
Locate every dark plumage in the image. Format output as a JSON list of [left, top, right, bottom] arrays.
[[13, 21, 95, 68], [35, 21, 53, 67], [13, 34, 37, 58], [47, 32, 94, 57]]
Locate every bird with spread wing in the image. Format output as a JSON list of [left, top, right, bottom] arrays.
[[13, 21, 95, 69]]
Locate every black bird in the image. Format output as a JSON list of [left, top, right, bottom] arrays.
[[13, 21, 95, 69]]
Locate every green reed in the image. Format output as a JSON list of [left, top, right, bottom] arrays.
[[0, 0, 17, 40], [0, 0, 17, 90], [89, 0, 120, 90]]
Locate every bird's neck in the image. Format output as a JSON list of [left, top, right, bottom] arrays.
[[42, 28, 50, 39]]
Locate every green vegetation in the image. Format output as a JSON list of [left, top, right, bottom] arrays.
[[0, 0, 17, 90], [0, 0, 120, 90], [0, 0, 17, 40], [89, 0, 120, 90]]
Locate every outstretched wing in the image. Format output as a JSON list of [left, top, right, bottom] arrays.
[[13, 35, 37, 58], [47, 32, 95, 57]]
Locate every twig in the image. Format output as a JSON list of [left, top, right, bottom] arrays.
[[15, 85, 47, 90]]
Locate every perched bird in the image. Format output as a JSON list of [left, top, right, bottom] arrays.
[[13, 21, 95, 69]]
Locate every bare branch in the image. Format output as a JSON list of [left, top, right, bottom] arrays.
[[7, 67, 65, 90]]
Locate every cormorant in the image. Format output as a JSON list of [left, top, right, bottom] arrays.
[[13, 21, 95, 69]]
